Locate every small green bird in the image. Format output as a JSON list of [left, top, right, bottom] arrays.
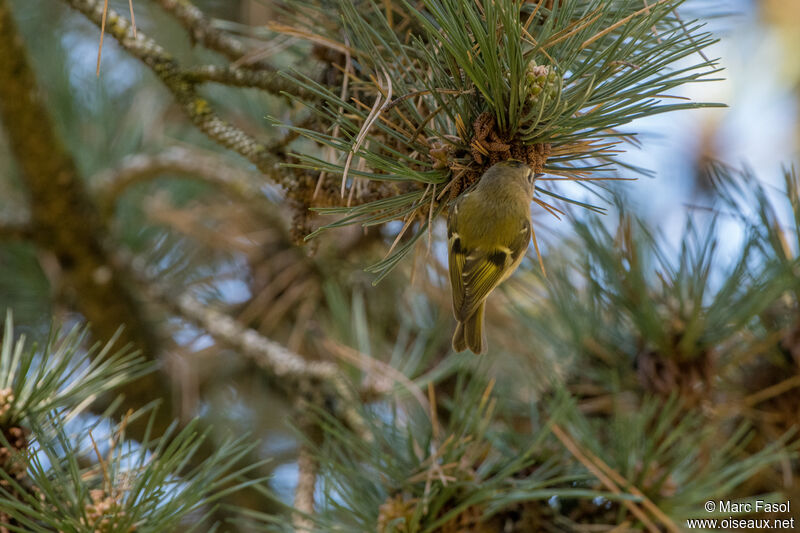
[[448, 160, 536, 354]]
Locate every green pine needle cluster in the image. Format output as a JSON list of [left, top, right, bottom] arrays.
[[0, 315, 268, 533], [241, 165, 800, 531], [275, 0, 721, 279], [0, 416, 265, 533], [0, 313, 150, 427]]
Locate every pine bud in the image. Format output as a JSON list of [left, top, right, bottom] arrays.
[[523, 61, 560, 107]]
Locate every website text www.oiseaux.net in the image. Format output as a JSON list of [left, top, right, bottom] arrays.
[[686, 500, 795, 530]]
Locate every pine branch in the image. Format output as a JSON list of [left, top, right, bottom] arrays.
[[263, 375, 607, 532], [0, 8, 282, 526], [128, 249, 425, 418], [555, 393, 798, 526], [0, 313, 151, 426], [175, 290, 338, 382], [0, 313, 149, 531]]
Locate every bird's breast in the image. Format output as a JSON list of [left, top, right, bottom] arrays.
[[457, 194, 530, 248]]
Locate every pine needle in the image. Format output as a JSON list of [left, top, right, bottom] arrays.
[[426, 184, 436, 255], [385, 212, 418, 258], [88, 429, 111, 491], [743, 374, 800, 407], [315, 37, 352, 200], [265, 22, 353, 55], [128, 0, 137, 38], [324, 339, 430, 415], [341, 69, 393, 197], [534, 197, 564, 220], [427, 382, 440, 440], [530, 219, 546, 278], [580, 0, 673, 50], [522, 0, 545, 34], [541, 7, 604, 51], [384, 88, 473, 112], [96, 0, 109, 76], [672, 7, 710, 63], [586, 439, 681, 533], [551, 423, 662, 533]]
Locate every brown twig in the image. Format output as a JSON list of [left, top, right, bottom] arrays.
[[743, 374, 800, 407], [580, 0, 672, 50], [95, 0, 108, 75], [127, 0, 136, 37]]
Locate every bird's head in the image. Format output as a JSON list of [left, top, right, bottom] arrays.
[[478, 160, 538, 195]]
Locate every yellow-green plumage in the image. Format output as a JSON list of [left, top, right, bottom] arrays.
[[448, 160, 535, 354]]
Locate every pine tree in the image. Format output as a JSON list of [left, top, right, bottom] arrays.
[[0, 0, 797, 531]]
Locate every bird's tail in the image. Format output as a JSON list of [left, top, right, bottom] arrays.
[[452, 302, 486, 354], [452, 321, 467, 352]]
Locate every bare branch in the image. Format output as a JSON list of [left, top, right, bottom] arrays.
[[91, 146, 271, 219], [64, 0, 291, 186], [153, 0, 273, 70], [137, 271, 368, 435], [175, 291, 336, 381]]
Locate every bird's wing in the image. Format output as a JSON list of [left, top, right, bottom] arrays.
[[448, 202, 467, 318], [456, 219, 531, 321]]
